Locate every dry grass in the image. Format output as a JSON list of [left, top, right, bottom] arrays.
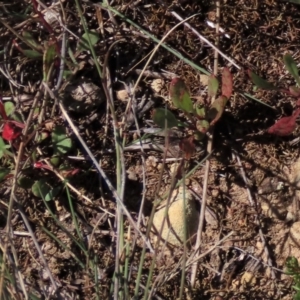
[[1, 0, 300, 299]]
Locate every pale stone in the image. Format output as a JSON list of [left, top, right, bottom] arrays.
[[152, 187, 199, 247]]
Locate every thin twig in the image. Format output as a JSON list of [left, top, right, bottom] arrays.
[[170, 11, 240, 70], [15, 196, 58, 293], [101, 38, 127, 299], [232, 150, 276, 279], [161, 231, 235, 284], [190, 1, 221, 287], [0, 85, 45, 297], [42, 83, 154, 252]]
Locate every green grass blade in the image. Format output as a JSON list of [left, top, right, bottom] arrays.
[[283, 54, 300, 86], [97, 2, 210, 75], [243, 92, 275, 109]]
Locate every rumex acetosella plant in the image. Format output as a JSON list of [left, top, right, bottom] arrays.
[[152, 67, 233, 158], [248, 54, 300, 136]]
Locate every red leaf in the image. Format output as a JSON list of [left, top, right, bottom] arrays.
[[8, 120, 25, 129], [34, 162, 53, 171], [289, 86, 300, 97], [222, 67, 233, 98], [179, 136, 195, 160], [267, 109, 300, 136], [2, 122, 22, 141], [61, 168, 80, 177]]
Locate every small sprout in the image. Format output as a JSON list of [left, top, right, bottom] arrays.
[[222, 67, 233, 98], [208, 75, 219, 97], [196, 104, 206, 118], [196, 120, 210, 134], [152, 108, 179, 129], [248, 70, 278, 90], [207, 95, 229, 125], [283, 53, 300, 86], [32, 179, 60, 201], [78, 31, 100, 51], [52, 125, 72, 155], [154, 71, 233, 157], [169, 78, 194, 113]]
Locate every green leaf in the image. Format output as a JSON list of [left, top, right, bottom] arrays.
[[248, 70, 278, 90], [45, 186, 61, 201], [63, 70, 73, 80], [283, 54, 300, 86], [152, 108, 179, 128], [43, 43, 57, 80], [207, 95, 229, 125], [32, 179, 60, 201], [50, 156, 61, 167], [0, 168, 10, 182], [32, 179, 51, 198], [4, 102, 15, 117], [196, 104, 206, 118], [0, 137, 12, 158], [22, 31, 43, 52], [78, 31, 100, 51], [294, 291, 300, 300], [23, 49, 43, 59], [52, 125, 72, 155], [196, 119, 210, 134], [169, 78, 194, 113], [208, 75, 219, 97]]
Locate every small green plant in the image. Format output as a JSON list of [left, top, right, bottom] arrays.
[[248, 53, 300, 136], [285, 256, 300, 300], [0, 98, 75, 200], [152, 67, 233, 157]]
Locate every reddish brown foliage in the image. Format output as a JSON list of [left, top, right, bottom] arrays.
[[222, 67, 233, 98], [0, 101, 24, 141], [2, 123, 22, 141], [179, 136, 195, 160], [267, 108, 300, 136]]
